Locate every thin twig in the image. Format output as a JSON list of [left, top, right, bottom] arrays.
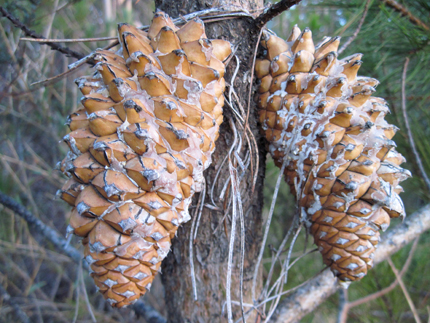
[[79, 263, 96, 323], [264, 223, 302, 322], [0, 7, 87, 62], [72, 261, 81, 323], [0, 283, 30, 323], [347, 271, 401, 308], [229, 56, 243, 117], [346, 237, 419, 312], [225, 117, 246, 323], [30, 52, 95, 87], [172, 8, 253, 24], [260, 218, 295, 301], [338, 0, 371, 54], [387, 257, 421, 323], [283, 223, 302, 283], [0, 154, 63, 187], [272, 204, 430, 323], [401, 57, 430, 192], [0, 191, 84, 265], [43, 10, 256, 61], [227, 150, 247, 322], [247, 125, 260, 194], [20, 36, 118, 43], [382, 0, 429, 30], [254, 0, 302, 28], [237, 266, 328, 323], [236, 161, 246, 323], [189, 185, 205, 301], [244, 26, 263, 134], [238, 27, 263, 198], [0, 240, 71, 263], [261, 222, 299, 310], [226, 157, 239, 323], [4, 7, 255, 72], [193, 182, 206, 241], [251, 159, 287, 301], [0, 191, 166, 323]]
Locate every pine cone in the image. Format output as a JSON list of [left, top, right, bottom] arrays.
[[256, 27, 410, 284], [57, 11, 231, 307]]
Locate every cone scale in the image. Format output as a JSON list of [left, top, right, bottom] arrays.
[[256, 27, 410, 283], [57, 11, 231, 307]]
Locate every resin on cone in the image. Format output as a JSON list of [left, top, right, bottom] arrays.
[[57, 11, 231, 307], [255, 27, 410, 284]]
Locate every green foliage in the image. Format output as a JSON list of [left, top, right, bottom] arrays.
[[2, 0, 40, 25], [330, 0, 430, 209]]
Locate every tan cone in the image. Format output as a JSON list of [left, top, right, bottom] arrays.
[[58, 11, 231, 307], [256, 27, 410, 284]]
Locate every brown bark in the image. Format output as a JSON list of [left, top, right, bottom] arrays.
[[155, 0, 266, 322]]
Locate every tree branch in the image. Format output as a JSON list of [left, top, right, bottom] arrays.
[[0, 191, 84, 265], [254, 0, 302, 28], [0, 191, 166, 323], [271, 203, 430, 323], [387, 258, 421, 323], [381, 0, 429, 30], [0, 283, 30, 323], [338, 0, 371, 55], [132, 301, 167, 323], [0, 6, 91, 62], [338, 237, 419, 323]]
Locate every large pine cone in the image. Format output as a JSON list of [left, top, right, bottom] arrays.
[[57, 11, 231, 307], [256, 27, 410, 283]]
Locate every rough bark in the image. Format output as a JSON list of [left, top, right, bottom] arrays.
[[155, 0, 266, 322]]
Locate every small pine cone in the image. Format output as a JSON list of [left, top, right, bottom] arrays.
[[58, 11, 231, 307], [255, 27, 411, 284]]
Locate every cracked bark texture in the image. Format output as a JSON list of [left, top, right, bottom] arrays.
[[156, 0, 266, 322]]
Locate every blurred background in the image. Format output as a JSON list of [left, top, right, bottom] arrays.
[[0, 0, 429, 322]]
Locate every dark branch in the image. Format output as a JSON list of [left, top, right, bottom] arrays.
[[0, 191, 84, 265], [0, 283, 30, 323], [133, 301, 167, 323], [254, 0, 302, 28], [338, 0, 371, 55], [343, 237, 419, 317], [0, 7, 91, 63], [382, 0, 429, 30], [271, 203, 430, 322], [0, 191, 166, 323]]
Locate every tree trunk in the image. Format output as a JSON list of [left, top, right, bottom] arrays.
[[155, 0, 266, 321]]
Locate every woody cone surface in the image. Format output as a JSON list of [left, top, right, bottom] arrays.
[[57, 11, 231, 307], [256, 28, 410, 284]]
